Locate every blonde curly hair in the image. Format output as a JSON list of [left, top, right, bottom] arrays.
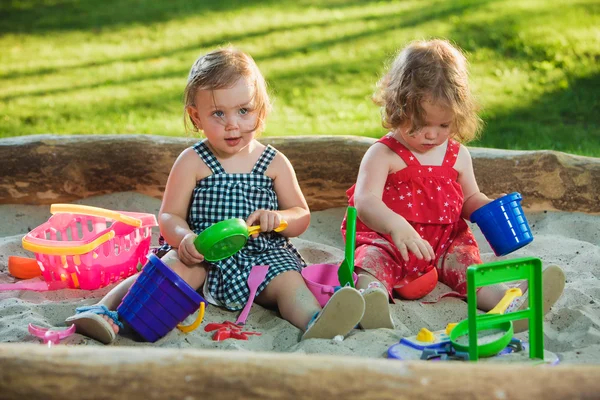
[[373, 39, 482, 143], [183, 46, 271, 135]]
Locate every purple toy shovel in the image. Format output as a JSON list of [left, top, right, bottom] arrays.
[[235, 265, 269, 325]]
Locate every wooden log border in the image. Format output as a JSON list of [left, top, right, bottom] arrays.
[[1, 343, 600, 400], [1, 134, 599, 212]]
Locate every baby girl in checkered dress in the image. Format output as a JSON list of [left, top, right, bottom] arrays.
[[66, 47, 366, 344]]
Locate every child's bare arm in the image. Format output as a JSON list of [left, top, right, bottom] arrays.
[[354, 144, 434, 262], [158, 148, 208, 264], [456, 145, 492, 220], [249, 151, 310, 238], [353, 144, 402, 234]]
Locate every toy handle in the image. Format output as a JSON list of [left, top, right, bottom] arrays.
[[247, 220, 288, 236], [488, 288, 523, 315], [0, 280, 68, 291], [22, 221, 137, 256], [177, 302, 206, 333], [344, 207, 357, 275], [51, 204, 142, 227], [23, 230, 116, 255], [446, 288, 524, 332]]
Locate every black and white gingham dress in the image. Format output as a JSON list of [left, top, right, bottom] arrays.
[[157, 140, 306, 310]]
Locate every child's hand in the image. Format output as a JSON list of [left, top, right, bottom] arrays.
[[390, 220, 435, 263], [177, 232, 205, 266], [246, 210, 282, 238]]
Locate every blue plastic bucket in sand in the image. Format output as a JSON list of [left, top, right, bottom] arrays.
[[470, 192, 533, 256], [117, 254, 206, 342]]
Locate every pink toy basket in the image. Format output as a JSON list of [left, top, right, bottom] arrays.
[[22, 204, 157, 290]]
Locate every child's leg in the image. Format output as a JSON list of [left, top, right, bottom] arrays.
[[441, 240, 566, 331], [356, 272, 395, 329], [255, 270, 321, 329], [440, 241, 526, 311], [255, 270, 365, 339], [476, 280, 528, 312], [161, 249, 208, 291], [353, 247, 396, 329], [438, 227, 509, 311], [65, 273, 139, 344], [66, 250, 208, 343], [355, 272, 379, 289], [512, 264, 565, 333]]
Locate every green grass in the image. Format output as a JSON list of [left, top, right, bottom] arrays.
[[1, 0, 598, 156]]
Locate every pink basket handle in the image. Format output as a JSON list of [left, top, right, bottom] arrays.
[[22, 221, 137, 256], [322, 286, 335, 294], [51, 204, 142, 227]]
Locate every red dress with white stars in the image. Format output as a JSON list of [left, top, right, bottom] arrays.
[[342, 135, 482, 299]]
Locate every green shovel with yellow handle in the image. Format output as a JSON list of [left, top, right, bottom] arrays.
[[338, 206, 357, 288]]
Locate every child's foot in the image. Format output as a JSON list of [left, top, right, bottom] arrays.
[[302, 287, 365, 340], [509, 265, 566, 333], [359, 282, 395, 329], [65, 304, 122, 344]]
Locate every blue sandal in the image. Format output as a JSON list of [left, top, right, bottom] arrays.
[[65, 304, 122, 344]]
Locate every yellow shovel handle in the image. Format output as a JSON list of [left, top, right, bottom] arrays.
[[176, 302, 206, 333], [247, 220, 288, 236], [445, 287, 523, 334], [488, 287, 523, 315]]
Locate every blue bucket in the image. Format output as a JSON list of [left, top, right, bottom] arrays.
[[470, 192, 533, 256], [117, 254, 206, 342]]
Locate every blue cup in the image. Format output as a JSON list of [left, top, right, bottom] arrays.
[[470, 192, 533, 256]]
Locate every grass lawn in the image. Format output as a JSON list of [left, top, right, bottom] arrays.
[[1, 0, 598, 156]]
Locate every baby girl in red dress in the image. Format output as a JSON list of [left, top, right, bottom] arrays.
[[343, 39, 565, 332]]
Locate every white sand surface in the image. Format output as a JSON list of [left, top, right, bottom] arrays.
[[1, 192, 598, 363]]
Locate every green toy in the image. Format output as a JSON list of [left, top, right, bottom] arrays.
[[194, 218, 287, 262], [450, 257, 544, 361], [338, 206, 357, 288]]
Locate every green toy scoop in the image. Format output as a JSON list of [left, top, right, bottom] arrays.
[[194, 218, 287, 262]]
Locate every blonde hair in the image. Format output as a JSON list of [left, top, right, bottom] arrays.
[[184, 47, 271, 134], [373, 39, 482, 143]]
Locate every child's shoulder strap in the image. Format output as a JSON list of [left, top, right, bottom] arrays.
[[192, 141, 226, 174], [251, 144, 277, 175], [443, 139, 461, 168], [378, 135, 420, 166]]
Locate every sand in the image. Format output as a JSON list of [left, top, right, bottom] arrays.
[[0, 192, 598, 363]]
